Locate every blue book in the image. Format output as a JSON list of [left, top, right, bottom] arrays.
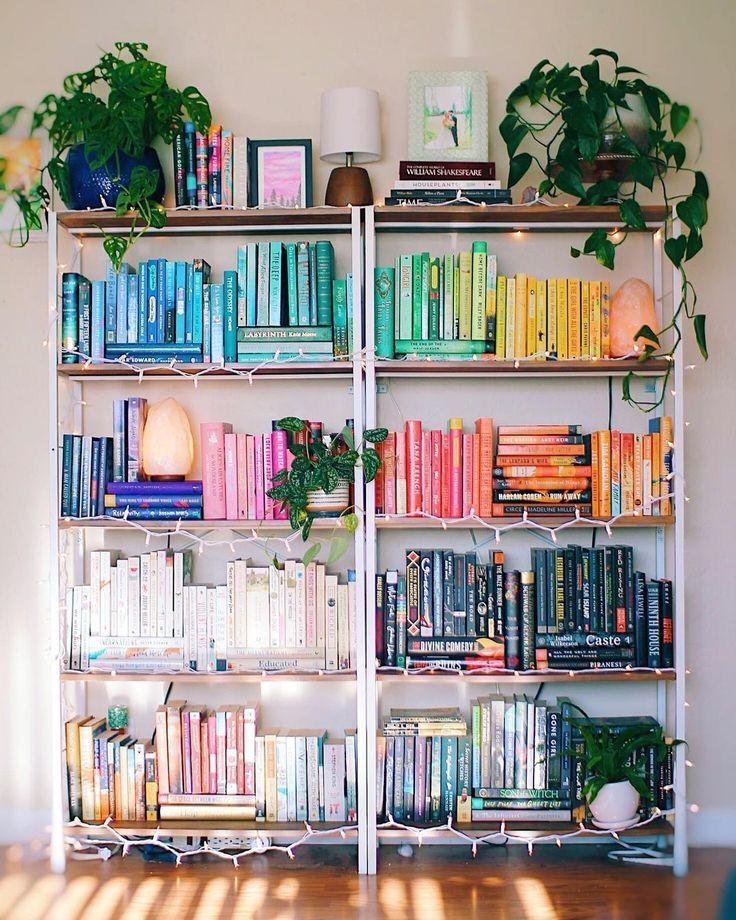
[[165, 261, 176, 343], [104, 507, 203, 520], [246, 243, 258, 326], [97, 437, 112, 516], [202, 283, 211, 361], [106, 345, 202, 363], [116, 263, 131, 343], [61, 272, 80, 362], [175, 262, 187, 343], [91, 281, 105, 361], [296, 242, 311, 325], [236, 246, 247, 326], [440, 736, 458, 820], [308, 244, 318, 325], [89, 436, 101, 517], [79, 436, 93, 518], [210, 283, 225, 364], [156, 258, 167, 343], [192, 259, 210, 345], [185, 262, 194, 343], [223, 270, 237, 362], [127, 273, 138, 344], [60, 433, 74, 516], [78, 277, 91, 357], [112, 399, 127, 482], [137, 264, 147, 343], [269, 242, 283, 325], [146, 261, 158, 343], [256, 243, 270, 325], [105, 263, 117, 344], [70, 435, 82, 517], [285, 243, 298, 325]]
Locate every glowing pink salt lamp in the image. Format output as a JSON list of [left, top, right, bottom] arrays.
[[141, 398, 194, 481], [609, 278, 659, 357]]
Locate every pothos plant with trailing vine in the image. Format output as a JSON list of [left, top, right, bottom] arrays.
[[266, 417, 388, 564], [501, 48, 708, 409]]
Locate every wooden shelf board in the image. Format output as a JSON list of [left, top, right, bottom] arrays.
[[374, 204, 668, 228], [65, 819, 355, 838], [374, 358, 668, 377], [57, 207, 353, 234], [61, 670, 356, 682], [376, 817, 673, 838], [375, 515, 674, 529], [57, 361, 352, 379], [58, 517, 347, 532], [376, 668, 676, 683]]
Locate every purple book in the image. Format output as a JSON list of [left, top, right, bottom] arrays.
[[106, 480, 203, 495]]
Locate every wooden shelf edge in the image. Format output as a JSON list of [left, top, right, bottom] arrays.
[[375, 515, 674, 529], [57, 361, 353, 378], [57, 517, 348, 532], [57, 207, 353, 232], [61, 670, 356, 682], [374, 204, 668, 226], [374, 358, 668, 376], [65, 819, 357, 837], [376, 668, 676, 683], [376, 817, 673, 838]]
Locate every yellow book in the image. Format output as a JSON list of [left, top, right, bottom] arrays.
[[514, 272, 527, 358], [590, 281, 601, 359], [601, 281, 611, 357], [486, 254, 497, 345], [581, 280, 590, 359], [547, 278, 557, 357], [454, 265, 460, 337], [458, 251, 472, 340], [535, 279, 547, 360], [659, 416, 673, 516], [568, 279, 581, 358], [556, 278, 568, 360], [505, 276, 516, 358], [526, 277, 536, 357], [471, 243, 487, 340], [495, 274, 507, 358]]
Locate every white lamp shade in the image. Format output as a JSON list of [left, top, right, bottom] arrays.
[[320, 87, 381, 164], [141, 397, 194, 478]]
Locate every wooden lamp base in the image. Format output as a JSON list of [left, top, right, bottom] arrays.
[[325, 166, 373, 206]]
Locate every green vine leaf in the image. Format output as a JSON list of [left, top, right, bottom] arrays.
[[676, 195, 707, 232], [507, 152, 533, 188], [633, 324, 660, 347], [276, 416, 306, 433], [555, 169, 586, 200], [693, 170, 709, 200], [342, 512, 359, 535], [363, 427, 388, 444], [693, 314, 708, 359], [670, 102, 690, 137], [302, 542, 322, 566], [326, 536, 349, 566], [360, 447, 381, 483], [664, 235, 687, 268], [619, 199, 646, 231]]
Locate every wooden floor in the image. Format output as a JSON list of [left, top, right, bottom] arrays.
[[0, 845, 733, 919]]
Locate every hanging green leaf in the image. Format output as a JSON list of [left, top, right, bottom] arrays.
[[507, 152, 533, 188], [363, 427, 389, 444], [619, 199, 646, 231], [302, 542, 322, 566], [342, 512, 359, 535], [276, 416, 307, 433], [326, 536, 349, 566], [664, 235, 687, 268], [670, 102, 690, 136], [676, 195, 707, 232], [693, 314, 708, 359]]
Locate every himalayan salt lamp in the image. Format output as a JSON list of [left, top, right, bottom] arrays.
[[141, 397, 194, 480], [609, 278, 659, 357]]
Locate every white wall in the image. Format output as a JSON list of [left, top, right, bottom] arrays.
[[0, 0, 734, 845]]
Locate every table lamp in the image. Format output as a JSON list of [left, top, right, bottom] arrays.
[[320, 87, 381, 206]]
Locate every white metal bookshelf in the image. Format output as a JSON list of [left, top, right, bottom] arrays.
[[362, 204, 686, 876]]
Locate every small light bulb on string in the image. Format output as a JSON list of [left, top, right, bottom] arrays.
[[689, 804, 700, 813], [685, 760, 693, 768]]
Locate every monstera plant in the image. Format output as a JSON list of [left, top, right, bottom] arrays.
[[501, 48, 708, 407]]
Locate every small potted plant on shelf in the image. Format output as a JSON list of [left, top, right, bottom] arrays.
[[500, 48, 708, 404], [25, 42, 211, 267], [565, 716, 682, 829], [266, 417, 387, 545]]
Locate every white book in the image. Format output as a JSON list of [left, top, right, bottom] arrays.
[[89, 551, 101, 636], [337, 583, 349, 671], [173, 552, 184, 638], [80, 585, 91, 670], [109, 566, 118, 637], [99, 552, 112, 637], [70, 586, 82, 670], [226, 561, 236, 649], [392, 178, 502, 190], [305, 562, 317, 648], [243, 706, 258, 796], [182, 586, 192, 668], [284, 560, 297, 647], [295, 562, 306, 647], [345, 730, 357, 822], [276, 736, 288, 821], [255, 735, 266, 820], [278, 568, 286, 645], [526, 699, 536, 790], [140, 553, 151, 637], [347, 570, 357, 670], [165, 554, 174, 637], [206, 588, 217, 672], [196, 585, 207, 671], [268, 565, 281, 648], [323, 738, 346, 822], [305, 732, 322, 823], [64, 587, 73, 669], [215, 584, 227, 670], [247, 567, 270, 649], [325, 575, 338, 671], [147, 553, 157, 637], [157, 551, 167, 638], [233, 136, 248, 209], [116, 559, 129, 637], [128, 557, 141, 636], [295, 735, 308, 822], [286, 733, 297, 822], [316, 565, 326, 665], [234, 559, 248, 647]]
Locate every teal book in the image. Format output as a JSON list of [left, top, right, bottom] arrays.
[[332, 279, 348, 358], [375, 266, 395, 358], [192, 259, 211, 345], [137, 264, 147, 344], [223, 270, 237, 362], [309, 244, 318, 324], [116, 263, 132, 344], [202, 283, 211, 361], [175, 261, 187, 344], [184, 262, 194, 343], [125, 273, 137, 345], [246, 243, 257, 326], [441, 736, 458, 820], [269, 242, 283, 326], [420, 252, 430, 340], [236, 245, 247, 326], [91, 280, 105, 360], [78, 277, 91, 356], [428, 257, 440, 340], [105, 263, 117, 344], [61, 272, 80, 361], [398, 254, 413, 340], [165, 260, 176, 343], [346, 273, 353, 355], [236, 325, 332, 343], [296, 242, 311, 325], [315, 240, 334, 326], [443, 254, 454, 341], [285, 243, 298, 325], [256, 243, 270, 325], [411, 254, 422, 340], [210, 283, 224, 364]]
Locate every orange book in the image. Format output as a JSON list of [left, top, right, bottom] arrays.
[[497, 425, 580, 436], [642, 434, 652, 515], [591, 431, 600, 517], [462, 433, 474, 516], [498, 435, 585, 445], [567, 279, 581, 357], [633, 435, 643, 513], [659, 416, 673, 515], [650, 431, 661, 515], [474, 416, 495, 517], [621, 433, 634, 514], [601, 281, 611, 357], [383, 433, 396, 516], [590, 281, 601, 359], [497, 455, 588, 466], [166, 700, 186, 796], [405, 420, 422, 516], [500, 478, 590, 490], [580, 280, 590, 359], [497, 465, 593, 478], [471, 433, 481, 515], [431, 430, 442, 517], [449, 418, 463, 517], [441, 433, 450, 517], [610, 431, 621, 516], [599, 430, 611, 518], [395, 430, 407, 515], [496, 443, 585, 456]]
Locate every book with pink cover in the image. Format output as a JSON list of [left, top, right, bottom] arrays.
[[254, 436, 265, 520], [201, 422, 233, 519], [236, 432, 248, 519], [224, 432, 238, 520], [270, 429, 289, 520]]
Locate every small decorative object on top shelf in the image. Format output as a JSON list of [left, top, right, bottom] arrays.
[[408, 71, 489, 162], [609, 279, 659, 358], [247, 139, 313, 209], [321, 87, 381, 207], [501, 48, 709, 402], [141, 398, 194, 480], [31, 41, 212, 269]]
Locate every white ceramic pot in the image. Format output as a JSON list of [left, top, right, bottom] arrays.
[[588, 779, 641, 825], [306, 482, 350, 517]]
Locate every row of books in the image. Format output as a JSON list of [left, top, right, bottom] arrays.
[[384, 160, 511, 207], [377, 704, 673, 823], [172, 123, 246, 209], [66, 706, 357, 824], [65, 552, 356, 673], [375, 545, 673, 671], [373, 259, 614, 361], [61, 241, 350, 365]]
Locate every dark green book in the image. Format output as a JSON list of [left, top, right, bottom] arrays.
[[285, 243, 298, 326], [411, 254, 422, 339], [315, 240, 334, 326]]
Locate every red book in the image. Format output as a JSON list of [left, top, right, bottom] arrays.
[[224, 432, 238, 520], [243, 707, 257, 796], [421, 430, 432, 514], [383, 433, 396, 515], [462, 433, 473, 517], [471, 433, 480, 516], [270, 428, 289, 521], [374, 441, 385, 516], [405, 420, 423, 515], [475, 417, 494, 517], [449, 419, 463, 518], [236, 432, 248, 519], [430, 430, 442, 517], [441, 434, 450, 518], [395, 430, 407, 515], [200, 422, 233, 519]]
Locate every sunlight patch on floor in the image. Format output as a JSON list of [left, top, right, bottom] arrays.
[[379, 878, 409, 919], [514, 877, 559, 920], [78, 877, 130, 920]]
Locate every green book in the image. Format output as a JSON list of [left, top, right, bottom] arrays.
[[296, 242, 311, 325], [411, 254, 422, 339], [236, 325, 332, 342], [428, 257, 441, 340], [443, 254, 454, 340], [268, 242, 283, 326], [471, 241, 487, 341], [399, 254, 413, 339], [346, 272, 353, 355], [332, 278, 348, 357], [458, 251, 472, 339], [256, 243, 270, 325], [223, 270, 237, 363], [395, 339, 490, 355], [285, 243, 298, 326], [315, 240, 335, 326], [420, 252, 430, 339], [375, 266, 395, 358]]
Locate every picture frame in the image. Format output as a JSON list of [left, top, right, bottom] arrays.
[[407, 71, 489, 162], [247, 138, 313, 209]]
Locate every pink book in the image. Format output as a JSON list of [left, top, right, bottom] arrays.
[[254, 436, 266, 520], [462, 433, 473, 517], [431, 430, 442, 517], [405, 420, 422, 516], [226, 709, 237, 795], [270, 429, 289, 520], [421, 430, 432, 514], [236, 707, 244, 795], [200, 716, 209, 796], [224, 432, 238, 520], [449, 419, 463, 518], [471, 433, 481, 516], [441, 433, 450, 518], [243, 707, 257, 796], [190, 709, 202, 795], [208, 714, 217, 794], [236, 432, 248, 519], [181, 710, 192, 794], [383, 433, 396, 516], [263, 433, 274, 520], [246, 435, 257, 519], [200, 422, 233, 519], [395, 430, 407, 515]]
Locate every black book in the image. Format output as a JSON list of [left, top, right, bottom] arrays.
[[646, 581, 662, 668], [554, 549, 566, 634], [520, 572, 536, 670], [476, 564, 488, 638], [384, 571, 398, 667], [375, 574, 385, 665], [453, 553, 467, 636], [492, 551, 504, 638], [442, 550, 455, 637], [581, 549, 591, 633], [624, 546, 635, 634], [634, 571, 648, 667], [173, 132, 187, 206], [432, 550, 444, 637], [573, 545, 584, 631], [531, 549, 546, 635], [183, 128, 197, 206], [604, 547, 615, 633], [465, 553, 477, 639], [545, 549, 556, 635], [547, 707, 562, 789], [419, 551, 433, 637], [614, 546, 627, 634], [659, 579, 674, 668], [503, 571, 521, 669], [406, 550, 421, 639], [564, 548, 576, 633]]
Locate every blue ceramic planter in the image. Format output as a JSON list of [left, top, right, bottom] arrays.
[[66, 145, 166, 210]]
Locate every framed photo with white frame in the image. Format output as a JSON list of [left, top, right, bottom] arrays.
[[247, 138, 313, 208], [407, 71, 489, 162]]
